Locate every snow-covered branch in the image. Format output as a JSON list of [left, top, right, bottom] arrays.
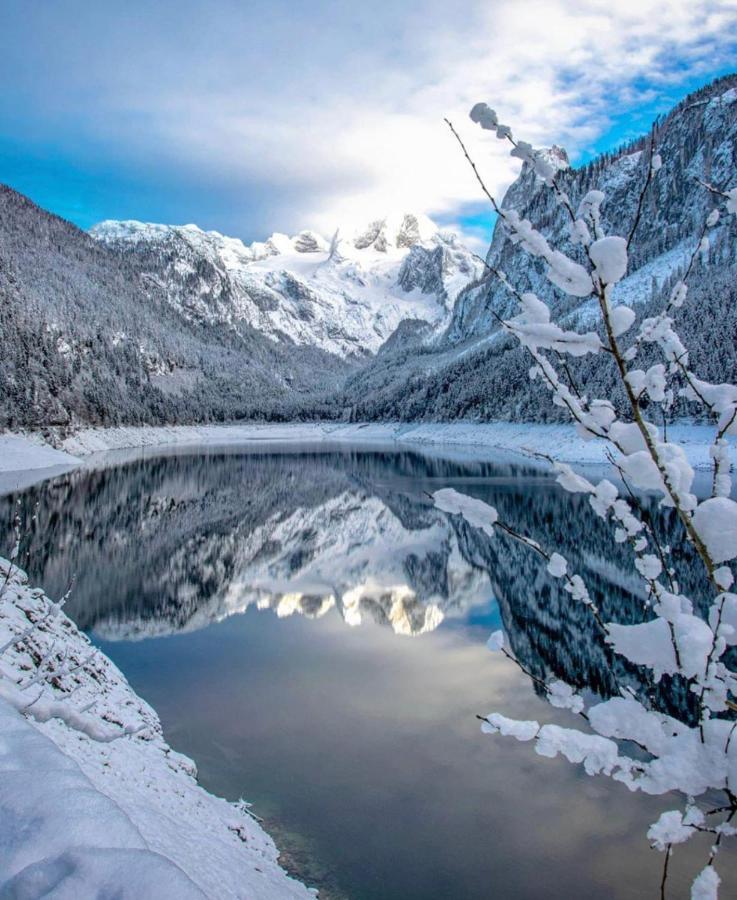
[[439, 103, 737, 896], [0, 557, 147, 743]]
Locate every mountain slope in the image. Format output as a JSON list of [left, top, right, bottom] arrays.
[[0, 186, 350, 429], [0, 190, 480, 428], [90, 214, 480, 358], [339, 74, 737, 423]]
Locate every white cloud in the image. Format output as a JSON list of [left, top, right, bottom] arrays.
[[294, 0, 737, 236], [2, 0, 737, 241]]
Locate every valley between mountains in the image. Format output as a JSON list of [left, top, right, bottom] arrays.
[[2, 76, 736, 435]]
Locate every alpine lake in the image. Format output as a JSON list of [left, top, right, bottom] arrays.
[[2, 442, 734, 900]]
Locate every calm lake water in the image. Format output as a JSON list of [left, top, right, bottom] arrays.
[[1, 444, 734, 899]]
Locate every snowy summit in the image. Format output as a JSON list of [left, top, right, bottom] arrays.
[[91, 214, 481, 358]]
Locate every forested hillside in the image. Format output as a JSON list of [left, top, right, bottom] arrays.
[[0, 186, 351, 429]]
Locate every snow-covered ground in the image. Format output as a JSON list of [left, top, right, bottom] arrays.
[[0, 433, 82, 493], [0, 421, 732, 479], [0, 558, 314, 899], [0, 432, 79, 471]]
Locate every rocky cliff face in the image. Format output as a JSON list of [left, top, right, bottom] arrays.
[[444, 78, 737, 345]]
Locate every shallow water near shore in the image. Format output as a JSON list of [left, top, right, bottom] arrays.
[[2, 445, 734, 899]]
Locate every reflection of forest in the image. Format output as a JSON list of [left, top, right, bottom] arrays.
[[2, 448, 715, 719]]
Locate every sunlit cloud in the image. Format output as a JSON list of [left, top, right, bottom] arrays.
[[1, 0, 736, 243]]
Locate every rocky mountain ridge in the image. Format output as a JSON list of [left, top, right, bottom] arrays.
[[339, 74, 737, 422], [445, 81, 737, 344], [91, 213, 480, 358]]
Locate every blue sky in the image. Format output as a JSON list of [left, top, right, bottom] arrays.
[[2, 1, 737, 249]]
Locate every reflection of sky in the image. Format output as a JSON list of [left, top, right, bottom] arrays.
[[457, 597, 503, 633], [97, 601, 727, 900]]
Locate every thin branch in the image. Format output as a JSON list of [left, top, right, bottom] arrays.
[[627, 125, 657, 249], [660, 844, 671, 900], [492, 518, 609, 635], [444, 119, 502, 214]]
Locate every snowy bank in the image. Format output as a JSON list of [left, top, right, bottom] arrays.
[[0, 433, 79, 470], [0, 558, 314, 899], [2, 420, 733, 476], [0, 433, 81, 493]]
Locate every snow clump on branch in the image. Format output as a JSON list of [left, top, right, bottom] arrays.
[[433, 100, 737, 896]]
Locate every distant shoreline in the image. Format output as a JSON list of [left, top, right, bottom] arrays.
[[0, 420, 730, 491]]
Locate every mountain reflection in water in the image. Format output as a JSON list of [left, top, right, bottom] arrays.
[[3, 447, 707, 701], [0, 446, 729, 900]]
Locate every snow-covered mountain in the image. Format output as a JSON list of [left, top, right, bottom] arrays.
[[340, 74, 737, 422], [91, 213, 480, 358], [3, 74, 736, 430], [443, 86, 737, 346], [0, 184, 352, 429], [1, 193, 480, 429]]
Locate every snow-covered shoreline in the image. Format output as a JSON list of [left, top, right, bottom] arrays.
[[1, 420, 732, 483], [0, 558, 314, 898]]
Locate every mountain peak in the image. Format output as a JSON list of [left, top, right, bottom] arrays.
[[351, 212, 437, 252], [89, 211, 478, 359], [91, 212, 440, 261]]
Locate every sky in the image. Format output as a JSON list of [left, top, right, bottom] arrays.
[[2, 0, 737, 251]]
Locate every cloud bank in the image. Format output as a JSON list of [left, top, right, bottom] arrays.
[[1, 0, 736, 243]]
